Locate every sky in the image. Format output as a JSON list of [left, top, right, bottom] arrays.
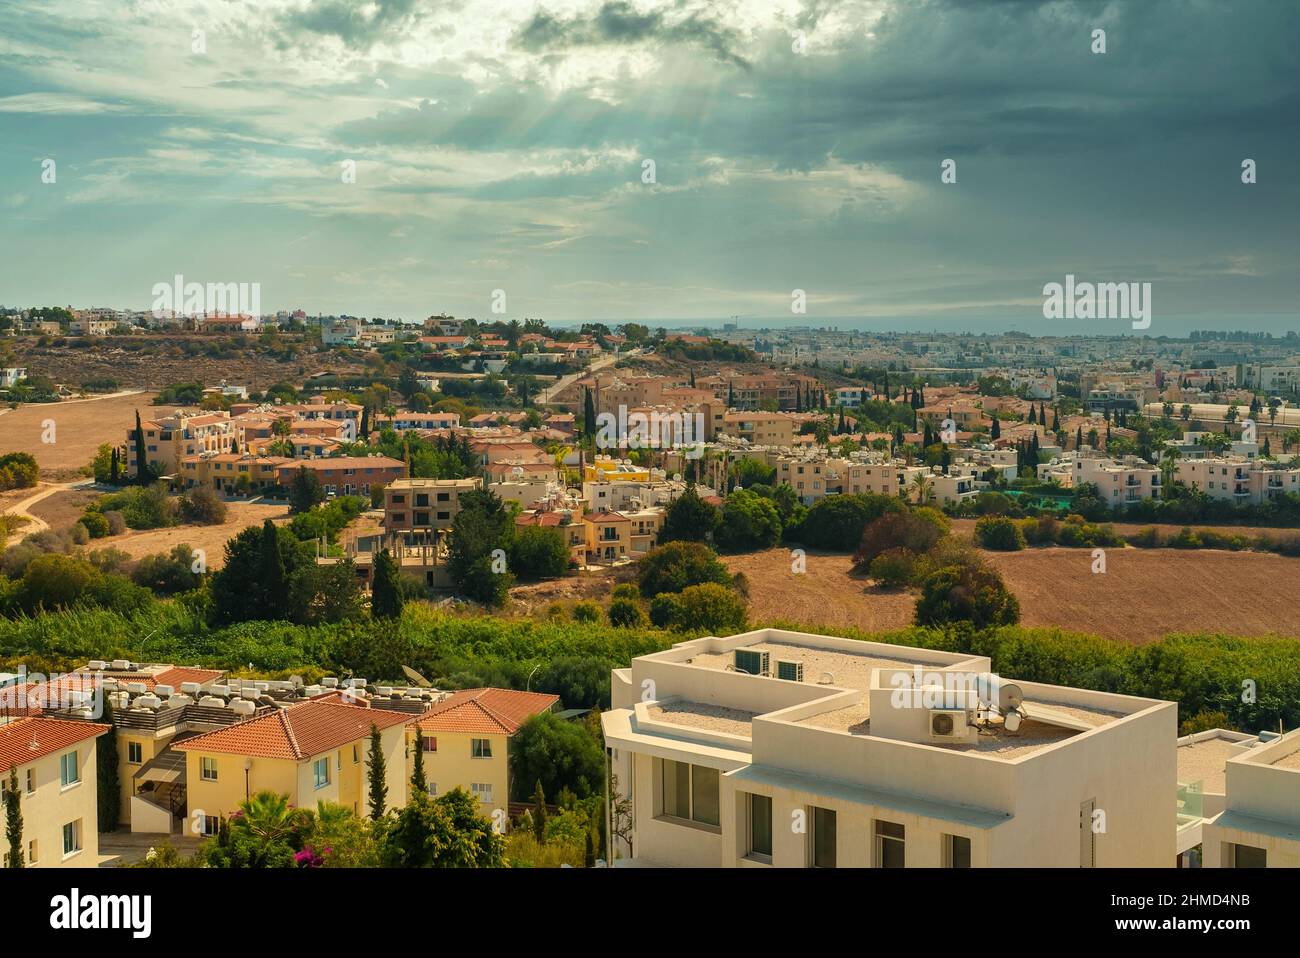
[[1, 0, 1297, 334]]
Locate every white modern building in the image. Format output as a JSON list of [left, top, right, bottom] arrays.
[[603, 628, 1177, 868]]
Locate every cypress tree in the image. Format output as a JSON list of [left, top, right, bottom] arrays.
[[991, 417, 1001, 440], [360, 404, 370, 441], [410, 729, 427, 797], [133, 410, 148, 485], [4, 769, 22, 868], [1051, 408, 1060, 431], [371, 548, 403, 620], [367, 724, 388, 821], [97, 698, 120, 832], [258, 519, 285, 619], [1076, 426, 1084, 449], [583, 388, 597, 438], [532, 780, 548, 843], [1028, 405, 1037, 425], [109, 447, 120, 485]]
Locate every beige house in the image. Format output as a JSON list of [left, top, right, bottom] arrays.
[[0, 717, 111, 867], [406, 688, 559, 819], [603, 628, 1177, 868]]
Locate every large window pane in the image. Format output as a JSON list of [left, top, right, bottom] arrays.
[[1233, 844, 1266, 868], [692, 766, 720, 826], [748, 793, 773, 859], [661, 760, 690, 819], [812, 807, 837, 868], [875, 820, 905, 868], [946, 834, 971, 868]]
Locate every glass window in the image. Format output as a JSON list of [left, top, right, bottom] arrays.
[[25, 769, 34, 794], [59, 751, 79, 786], [661, 760, 690, 820], [811, 807, 837, 868], [1233, 843, 1266, 868], [313, 758, 330, 789], [691, 766, 720, 827], [945, 834, 971, 868], [201, 757, 218, 781], [471, 738, 493, 758], [748, 794, 773, 860], [127, 742, 143, 765], [875, 820, 905, 868], [422, 736, 438, 752], [62, 820, 81, 856]]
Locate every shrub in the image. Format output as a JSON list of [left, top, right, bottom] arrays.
[[571, 601, 601, 623], [671, 582, 747, 633], [180, 485, 228, 525], [787, 493, 904, 551], [716, 489, 781, 552], [103, 510, 127, 536], [1180, 709, 1231, 737], [1127, 526, 1162, 548], [611, 583, 640, 602], [648, 593, 683, 628], [854, 510, 947, 570], [975, 516, 1026, 551], [637, 541, 731, 599], [1167, 527, 1202, 549], [868, 548, 916, 589], [915, 563, 1020, 629], [607, 597, 648, 628], [79, 510, 110, 539]]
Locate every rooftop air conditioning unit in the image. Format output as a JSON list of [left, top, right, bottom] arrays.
[[733, 649, 770, 677], [929, 709, 969, 741], [775, 660, 804, 683]]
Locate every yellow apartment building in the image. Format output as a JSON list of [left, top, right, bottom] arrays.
[[0, 717, 111, 868], [174, 696, 411, 833], [406, 688, 559, 820], [583, 510, 631, 563]]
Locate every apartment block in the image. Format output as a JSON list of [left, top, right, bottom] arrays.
[[273, 455, 406, 497], [0, 717, 111, 867], [384, 477, 483, 540], [1074, 455, 1162, 505], [603, 628, 1176, 868], [1197, 728, 1300, 867]]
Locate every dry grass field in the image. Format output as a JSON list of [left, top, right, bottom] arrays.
[[726, 544, 1300, 644], [0, 391, 158, 477], [723, 548, 916, 633], [97, 501, 290, 569]]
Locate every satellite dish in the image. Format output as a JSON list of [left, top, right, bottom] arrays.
[[999, 683, 1024, 711], [401, 665, 432, 688], [1003, 710, 1023, 733], [672, 473, 682, 481]]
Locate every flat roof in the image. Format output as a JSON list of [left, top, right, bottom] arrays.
[[688, 641, 935, 694], [646, 702, 758, 738], [1177, 737, 1241, 793]]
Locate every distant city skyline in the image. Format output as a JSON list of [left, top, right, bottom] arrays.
[[2, 0, 1297, 329]]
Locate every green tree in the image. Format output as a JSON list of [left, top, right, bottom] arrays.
[[3, 769, 22, 868], [289, 466, 325, 514], [915, 563, 1020, 629], [371, 548, 404, 619], [657, 485, 721, 544], [367, 724, 388, 821], [509, 712, 605, 801], [532, 780, 548, 842], [411, 730, 427, 797], [637, 540, 731, 599], [380, 788, 505, 868], [672, 582, 748, 633], [133, 410, 148, 484], [446, 489, 515, 606], [510, 525, 570, 580], [716, 489, 781, 552], [97, 697, 120, 832]]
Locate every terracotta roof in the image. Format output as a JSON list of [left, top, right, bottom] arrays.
[[174, 698, 411, 761], [412, 688, 559, 735], [0, 718, 111, 773], [153, 667, 224, 690]]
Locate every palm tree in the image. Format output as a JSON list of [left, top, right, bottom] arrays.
[[910, 471, 933, 505], [237, 791, 295, 845], [1160, 447, 1180, 490], [1180, 404, 1193, 422]]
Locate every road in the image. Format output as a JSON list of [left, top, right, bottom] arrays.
[[1, 479, 93, 542], [539, 349, 631, 404]]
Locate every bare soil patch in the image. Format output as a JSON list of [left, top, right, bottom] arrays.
[[98, 500, 290, 569], [0, 392, 157, 477]]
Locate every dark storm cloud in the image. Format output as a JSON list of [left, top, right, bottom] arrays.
[[515, 1, 751, 69]]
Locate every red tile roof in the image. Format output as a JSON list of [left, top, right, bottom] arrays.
[[412, 688, 559, 735], [174, 698, 412, 761], [0, 718, 111, 773]]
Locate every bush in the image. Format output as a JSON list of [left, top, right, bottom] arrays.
[[607, 597, 648, 628], [669, 582, 747, 633], [716, 490, 781, 552], [637, 541, 731, 599], [648, 593, 683, 628], [104, 510, 127, 536], [854, 510, 947, 570], [98, 485, 176, 530], [571, 601, 601, 623], [132, 545, 202, 595], [611, 583, 641, 602], [915, 563, 1020, 629], [79, 510, 110, 539], [975, 516, 1026, 551], [868, 548, 916, 589], [787, 493, 904, 551], [180, 485, 228, 525]]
